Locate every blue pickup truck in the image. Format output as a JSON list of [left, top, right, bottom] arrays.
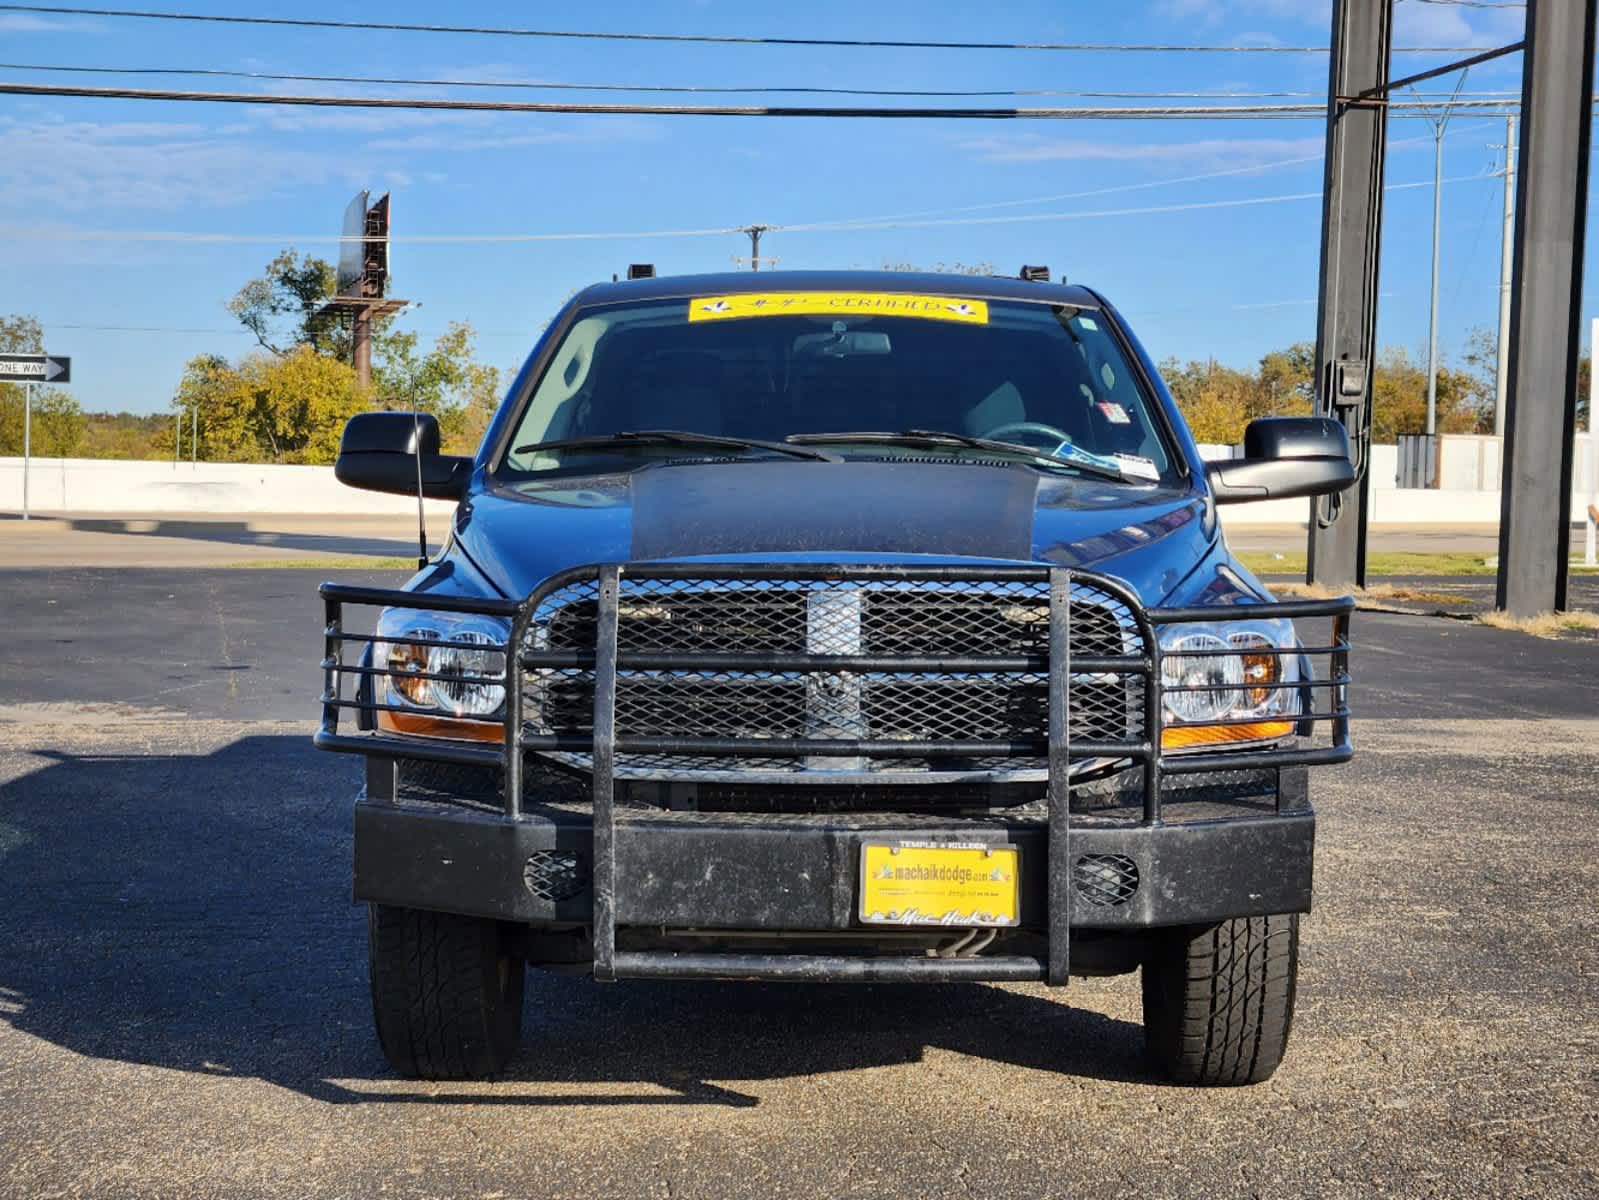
[[316, 269, 1355, 1086]]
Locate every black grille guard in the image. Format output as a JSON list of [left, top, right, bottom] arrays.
[[315, 562, 1352, 984]]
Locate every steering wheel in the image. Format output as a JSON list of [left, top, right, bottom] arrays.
[[983, 421, 1074, 450]]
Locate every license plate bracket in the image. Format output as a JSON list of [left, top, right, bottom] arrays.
[[858, 841, 1020, 927]]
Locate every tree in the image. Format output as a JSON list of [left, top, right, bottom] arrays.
[[228, 250, 347, 357], [172, 347, 370, 464], [1463, 323, 1591, 433], [0, 313, 85, 457], [210, 250, 506, 460], [77, 412, 168, 460], [1369, 346, 1483, 440], [1158, 344, 1313, 445], [372, 321, 503, 454]]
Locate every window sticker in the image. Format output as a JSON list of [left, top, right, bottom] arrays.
[[1077, 316, 1099, 331], [688, 292, 989, 324], [1113, 454, 1161, 481], [1097, 400, 1132, 425]]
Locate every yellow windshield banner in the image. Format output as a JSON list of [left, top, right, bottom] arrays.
[[688, 291, 989, 325]]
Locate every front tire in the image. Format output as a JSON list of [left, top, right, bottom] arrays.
[[1141, 914, 1299, 1086], [368, 904, 525, 1080]]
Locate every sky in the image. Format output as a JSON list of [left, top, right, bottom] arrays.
[[0, 0, 1556, 415]]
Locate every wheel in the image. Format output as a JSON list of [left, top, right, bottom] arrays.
[[1141, 914, 1299, 1086], [368, 903, 525, 1080]]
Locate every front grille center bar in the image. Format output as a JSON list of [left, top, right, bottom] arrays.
[[1047, 569, 1072, 986], [591, 563, 622, 983]]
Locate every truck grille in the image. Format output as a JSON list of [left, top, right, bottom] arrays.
[[523, 575, 1145, 782]]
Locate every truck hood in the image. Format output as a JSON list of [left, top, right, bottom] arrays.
[[451, 460, 1215, 607]]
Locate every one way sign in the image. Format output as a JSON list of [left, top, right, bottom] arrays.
[[0, 354, 71, 384]]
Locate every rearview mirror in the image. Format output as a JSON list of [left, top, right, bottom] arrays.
[[334, 411, 471, 500], [1204, 417, 1354, 505]]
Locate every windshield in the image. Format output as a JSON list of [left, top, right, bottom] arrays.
[[498, 291, 1177, 482]]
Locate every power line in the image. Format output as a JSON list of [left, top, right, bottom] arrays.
[[0, 171, 1499, 247], [0, 5, 1489, 53], [785, 126, 1490, 232], [0, 61, 1527, 102], [1401, 1, 1524, 9], [780, 173, 1493, 234], [0, 79, 1536, 120]]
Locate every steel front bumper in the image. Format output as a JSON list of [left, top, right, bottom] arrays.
[[352, 793, 1314, 934]]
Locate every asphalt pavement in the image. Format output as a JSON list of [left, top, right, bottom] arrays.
[[0, 568, 1595, 1199]]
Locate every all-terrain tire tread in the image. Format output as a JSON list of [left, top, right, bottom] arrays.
[[1142, 913, 1298, 1086], [368, 904, 524, 1081]]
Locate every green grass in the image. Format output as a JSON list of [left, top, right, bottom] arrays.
[[1239, 551, 1599, 577], [221, 555, 416, 570]]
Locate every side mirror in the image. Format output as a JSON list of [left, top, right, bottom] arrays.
[[1204, 416, 1354, 505], [334, 412, 471, 500]]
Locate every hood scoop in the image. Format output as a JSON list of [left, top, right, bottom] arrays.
[[627, 460, 1039, 561]]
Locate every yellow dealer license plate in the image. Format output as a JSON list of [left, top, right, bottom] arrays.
[[859, 842, 1020, 928]]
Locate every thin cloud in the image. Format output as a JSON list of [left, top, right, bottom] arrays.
[[0, 13, 106, 32], [0, 115, 376, 212]]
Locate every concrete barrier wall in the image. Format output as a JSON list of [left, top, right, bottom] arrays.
[[0, 456, 458, 517], [0, 450, 1574, 527]]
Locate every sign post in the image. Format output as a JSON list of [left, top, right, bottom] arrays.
[[22, 382, 30, 520], [0, 354, 70, 522]]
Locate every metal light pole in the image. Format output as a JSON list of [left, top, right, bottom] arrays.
[[1426, 123, 1443, 435], [1495, 114, 1516, 438], [1419, 71, 1469, 437]]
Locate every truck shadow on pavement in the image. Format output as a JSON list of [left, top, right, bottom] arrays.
[[0, 513, 418, 559], [0, 733, 1149, 1108]]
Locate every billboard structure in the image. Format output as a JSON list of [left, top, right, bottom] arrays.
[[319, 191, 408, 386]]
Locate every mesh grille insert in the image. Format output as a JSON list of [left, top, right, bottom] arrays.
[[523, 850, 588, 902], [524, 574, 1145, 782], [1072, 854, 1140, 907]]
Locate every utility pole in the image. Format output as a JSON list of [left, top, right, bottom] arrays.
[[739, 224, 771, 271], [1418, 70, 1469, 437], [1495, 114, 1516, 437]]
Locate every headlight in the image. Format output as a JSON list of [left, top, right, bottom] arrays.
[[1159, 620, 1299, 751], [375, 608, 509, 739], [1160, 632, 1243, 723]]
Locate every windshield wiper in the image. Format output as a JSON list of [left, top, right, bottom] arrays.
[[514, 429, 840, 463], [787, 429, 1130, 482]]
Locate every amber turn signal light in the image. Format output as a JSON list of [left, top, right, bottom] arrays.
[[378, 710, 505, 743], [1161, 720, 1295, 750]]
